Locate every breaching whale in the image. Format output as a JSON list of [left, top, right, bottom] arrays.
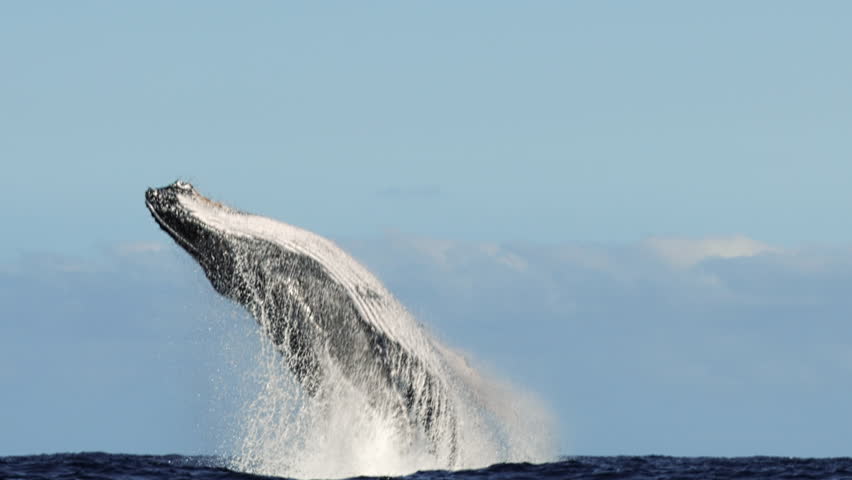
[[145, 180, 458, 465]]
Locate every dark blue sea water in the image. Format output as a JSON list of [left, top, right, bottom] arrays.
[[3, 453, 852, 480]]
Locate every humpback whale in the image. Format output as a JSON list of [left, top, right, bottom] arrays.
[[145, 180, 458, 466]]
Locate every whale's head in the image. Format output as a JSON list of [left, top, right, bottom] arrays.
[[145, 181, 247, 298]]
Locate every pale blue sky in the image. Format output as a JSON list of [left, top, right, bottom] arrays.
[[3, 2, 852, 256], [2, 1, 851, 458]]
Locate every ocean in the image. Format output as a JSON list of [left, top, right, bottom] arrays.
[[3, 453, 852, 480]]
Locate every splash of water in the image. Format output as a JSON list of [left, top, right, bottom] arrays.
[[218, 266, 557, 479]]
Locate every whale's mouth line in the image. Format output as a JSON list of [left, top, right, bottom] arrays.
[[145, 200, 204, 258]]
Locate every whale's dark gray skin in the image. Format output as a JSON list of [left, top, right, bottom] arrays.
[[145, 181, 457, 464]]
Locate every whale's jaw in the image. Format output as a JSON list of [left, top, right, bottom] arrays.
[[145, 181, 203, 253], [145, 181, 243, 298]]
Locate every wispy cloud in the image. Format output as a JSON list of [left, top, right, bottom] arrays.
[[113, 242, 168, 255], [643, 235, 781, 268]]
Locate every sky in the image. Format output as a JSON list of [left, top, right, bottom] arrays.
[[1, 1, 851, 458]]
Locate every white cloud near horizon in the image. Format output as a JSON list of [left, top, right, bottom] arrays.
[[643, 235, 782, 268]]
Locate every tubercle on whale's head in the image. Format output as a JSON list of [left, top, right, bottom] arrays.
[[145, 180, 247, 299]]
